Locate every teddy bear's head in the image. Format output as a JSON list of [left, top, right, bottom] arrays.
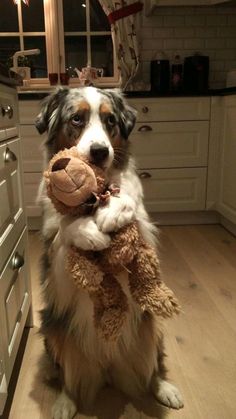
[[44, 147, 107, 215]]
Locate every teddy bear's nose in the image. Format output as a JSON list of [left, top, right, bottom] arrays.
[[90, 143, 109, 165]]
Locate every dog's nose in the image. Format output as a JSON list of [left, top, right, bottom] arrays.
[[90, 143, 109, 164]]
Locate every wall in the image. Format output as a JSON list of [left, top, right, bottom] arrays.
[[140, 4, 236, 89]]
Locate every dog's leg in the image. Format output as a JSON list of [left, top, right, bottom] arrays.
[[151, 334, 184, 409], [151, 375, 184, 410], [52, 389, 77, 419]]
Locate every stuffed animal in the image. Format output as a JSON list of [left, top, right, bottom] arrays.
[[44, 147, 180, 341]]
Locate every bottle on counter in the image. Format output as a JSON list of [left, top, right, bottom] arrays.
[[171, 54, 183, 93], [150, 51, 170, 94]]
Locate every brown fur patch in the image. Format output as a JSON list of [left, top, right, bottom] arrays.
[[99, 102, 113, 114], [76, 100, 90, 113]]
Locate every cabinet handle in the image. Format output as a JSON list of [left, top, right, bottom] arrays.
[[12, 252, 25, 270], [138, 125, 152, 132], [142, 106, 149, 114], [1, 105, 13, 119], [4, 147, 17, 163], [139, 172, 152, 179]]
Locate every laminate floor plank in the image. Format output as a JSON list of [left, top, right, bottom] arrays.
[[6, 225, 236, 419]]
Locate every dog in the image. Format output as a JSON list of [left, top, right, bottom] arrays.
[[36, 86, 184, 418]]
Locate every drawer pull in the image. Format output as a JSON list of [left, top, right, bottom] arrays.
[[138, 125, 152, 132], [4, 147, 17, 163], [2, 105, 13, 119], [12, 252, 25, 270], [142, 106, 149, 114], [139, 172, 152, 179]]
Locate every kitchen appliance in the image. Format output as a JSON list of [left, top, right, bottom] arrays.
[[183, 54, 209, 94], [150, 52, 170, 93]]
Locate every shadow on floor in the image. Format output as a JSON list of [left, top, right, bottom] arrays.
[[30, 353, 168, 419]]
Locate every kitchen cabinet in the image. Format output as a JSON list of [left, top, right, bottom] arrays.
[[19, 100, 45, 221], [0, 84, 32, 415], [217, 96, 236, 224], [129, 97, 210, 213]]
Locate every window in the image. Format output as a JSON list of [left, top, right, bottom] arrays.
[[0, 0, 47, 79], [0, 0, 118, 87]]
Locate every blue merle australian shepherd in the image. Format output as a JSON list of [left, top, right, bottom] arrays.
[[36, 86, 183, 418]]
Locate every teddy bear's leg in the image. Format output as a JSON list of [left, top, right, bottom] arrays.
[[65, 246, 103, 292], [91, 274, 129, 341], [128, 245, 181, 317]]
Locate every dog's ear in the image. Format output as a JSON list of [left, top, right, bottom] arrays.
[[35, 87, 69, 135], [104, 89, 137, 139]]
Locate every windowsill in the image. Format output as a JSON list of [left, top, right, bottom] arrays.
[[17, 76, 121, 93]]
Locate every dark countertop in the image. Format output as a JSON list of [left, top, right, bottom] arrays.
[[18, 86, 236, 100]]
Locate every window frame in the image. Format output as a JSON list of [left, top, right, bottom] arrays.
[[0, 0, 120, 89], [56, 0, 120, 87]]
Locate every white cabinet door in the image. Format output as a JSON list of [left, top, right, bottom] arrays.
[[0, 332, 7, 415], [138, 167, 207, 212], [0, 138, 25, 273], [131, 121, 209, 169], [217, 96, 236, 224], [0, 228, 31, 383]]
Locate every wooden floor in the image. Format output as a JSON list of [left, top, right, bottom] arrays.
[[5, 225, 236, 419]]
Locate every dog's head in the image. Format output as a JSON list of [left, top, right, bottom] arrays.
[[36, 86, 136, 170]]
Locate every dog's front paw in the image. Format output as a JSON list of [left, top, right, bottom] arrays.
[[52, 391, 77, 419], [61, 216, 111, 251], [153, 379, 184, 410], [96, 195, 135, 233]]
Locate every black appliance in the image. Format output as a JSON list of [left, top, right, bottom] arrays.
[[183, 54, 209, 94], [150, 59, 170, 93]]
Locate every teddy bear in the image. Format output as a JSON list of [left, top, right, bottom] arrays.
[[44, 147, 180, 341]]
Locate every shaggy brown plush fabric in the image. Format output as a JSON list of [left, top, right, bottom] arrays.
[[45, 148, 181, 341]]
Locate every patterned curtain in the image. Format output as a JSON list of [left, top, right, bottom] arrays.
[[98, 0, 143, 90]]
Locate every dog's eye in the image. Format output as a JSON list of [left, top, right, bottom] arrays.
[[71, 114, 83, 126], [107, 114, 116, 127]]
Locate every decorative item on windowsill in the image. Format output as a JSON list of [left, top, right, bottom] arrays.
[[13, 0, 29, 5], [74, 65, 104, 86], [10, 48, 40, 87]]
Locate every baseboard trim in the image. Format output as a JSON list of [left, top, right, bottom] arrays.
[[150, 211, 220, 226], [27, 217, 42, 231], [220, 216, 236, 237]]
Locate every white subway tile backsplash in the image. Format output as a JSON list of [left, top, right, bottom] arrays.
[[153, 28, 175, 38], [205, 39, 226, 49], [140, 5, 236, 89], [206, 15, 227, 26], [163, 16, 185, 27], [185, 15, 206, 26], [142, 39, 164, 51], [174, 27, 195, 38], [184, 39, 205, 50], [164, 39, 184, 50], [226, 39, 236, 49]]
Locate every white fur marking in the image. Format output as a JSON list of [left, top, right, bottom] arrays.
[[52, 390, 77, 419], [153, 378, 184, 410]]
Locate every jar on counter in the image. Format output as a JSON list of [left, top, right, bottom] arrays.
[[171, 54, 183, 93]]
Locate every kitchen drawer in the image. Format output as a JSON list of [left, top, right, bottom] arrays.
[[0, 138, 25, 273], [131, 121, 209, 169], [128, 97, 210, 122], [20, 125, 46, 172], [0, 228, 31, 382], [0, 85, 18, 134], [139, 167, 207, 212], [23, 172, 42, 217]]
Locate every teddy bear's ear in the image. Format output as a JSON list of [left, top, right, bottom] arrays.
[[35, 87, 69, 135], [103, 89, 137, 140]]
